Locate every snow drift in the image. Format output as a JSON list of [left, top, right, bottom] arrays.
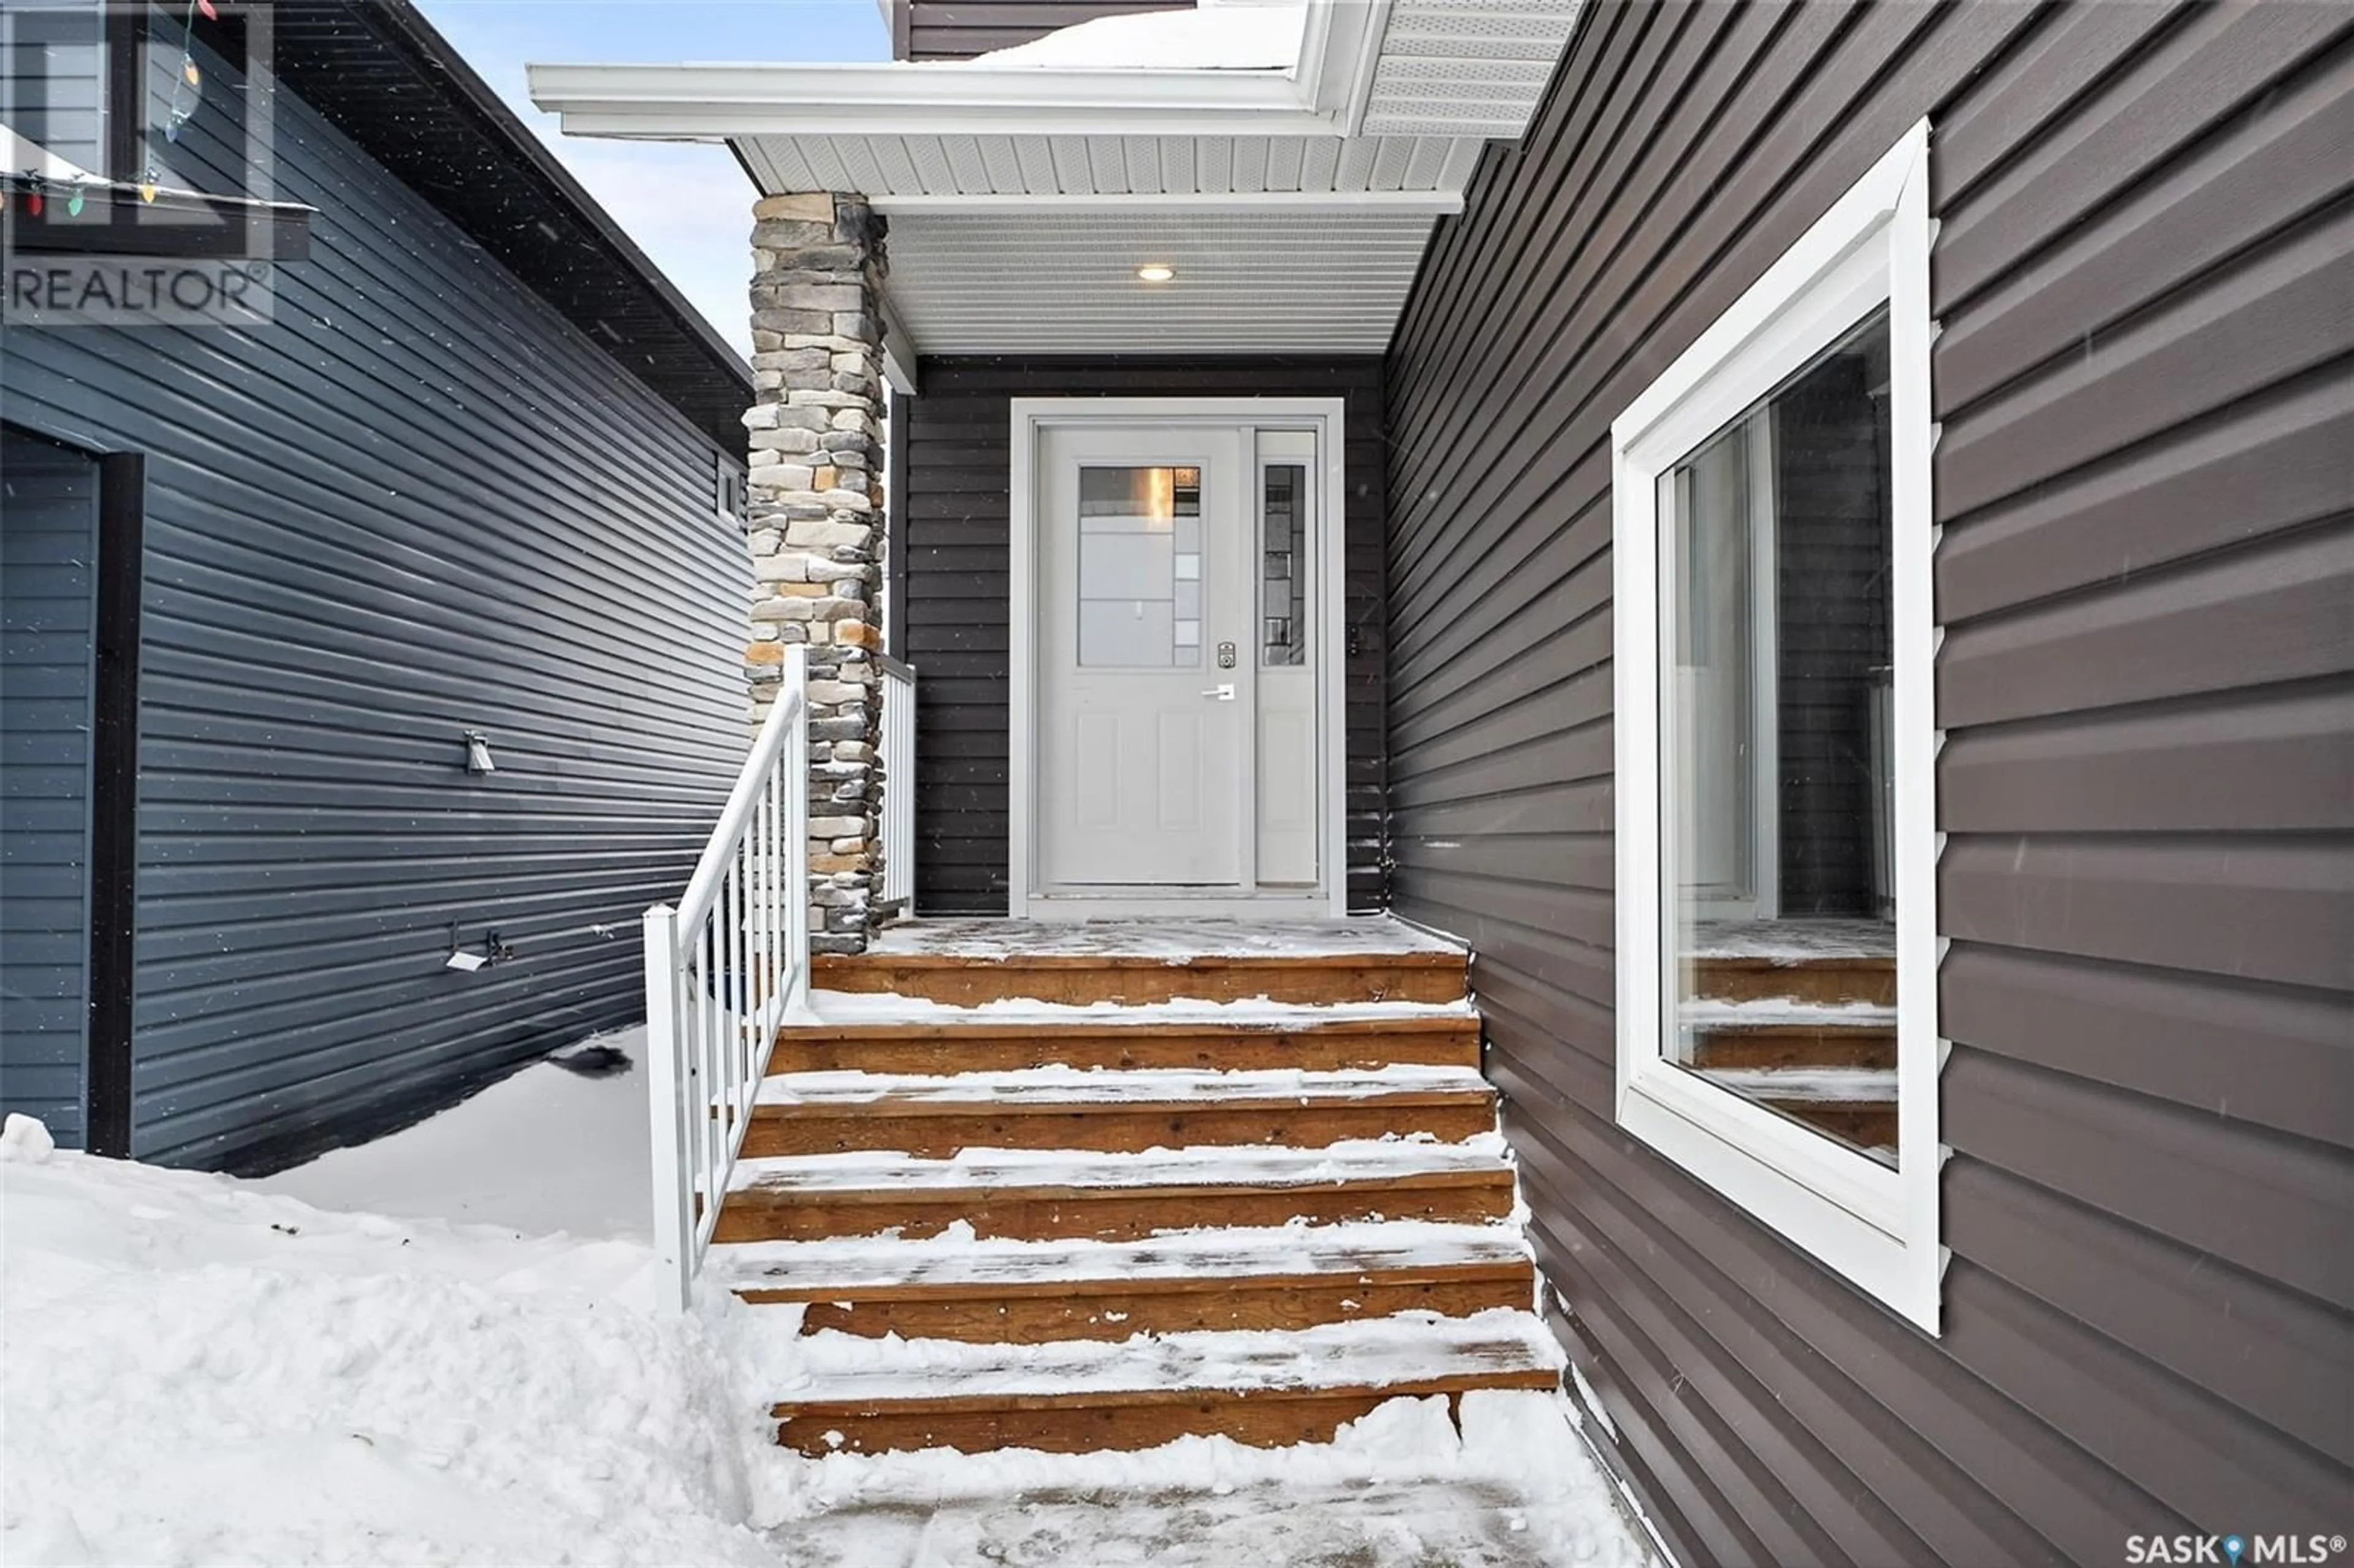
[[1, 1113, 773, 1567]]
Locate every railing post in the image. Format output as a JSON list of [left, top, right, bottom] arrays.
[[783, 644, 814, 1020], [642, 901, 693, 1312]]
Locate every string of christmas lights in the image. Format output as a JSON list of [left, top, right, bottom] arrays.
[[142, 0, 219, 200], [2, 2, 216, 216]]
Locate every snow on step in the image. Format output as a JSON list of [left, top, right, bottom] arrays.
[[756, 1064, 1491, 1107], [728, 1134, 1514, 1197], [1696, 1067, 1899, 1102], [863, 915, 1466, 961], [807, 990, 1479, 1027], [707, 1220, 1531, 1293], [1678, 997, 1897, 1028], [763, 1308, 1565, 1403]]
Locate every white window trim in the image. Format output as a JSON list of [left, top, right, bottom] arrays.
[[1609, 119, 1945, 1334]]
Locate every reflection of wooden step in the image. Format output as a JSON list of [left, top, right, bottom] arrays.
[[714, 1144, 1520, 1244], [714, 1226, 1534, 1341], [1770, 1099, 1898, 1151], [1686, 954, 1894, 1007], [813, 950, 1469, 1007], [1687, 1024, 1895, 1070], [768, 1011, 1484, 1075], [742, 1069, 1496, 1159], [1694, 1066, 1899, 1158], [768, 1311, 1563, 1456]]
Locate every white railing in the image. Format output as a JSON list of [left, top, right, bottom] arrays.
[[878, 655, 916, 915], [642, 644, 813, 1311]]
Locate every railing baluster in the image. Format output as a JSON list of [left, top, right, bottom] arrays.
[[725, 845, 743, 1137], [699, 914, 720, 1241], [766, 756, 782, 1025], [642, 645, 812, 1304]]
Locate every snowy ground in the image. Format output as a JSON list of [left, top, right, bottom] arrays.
[[3, 1029, 1657, 1568]]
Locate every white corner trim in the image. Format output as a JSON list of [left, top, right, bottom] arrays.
[[880, 335, 919, 397], [1294, 0, 1393, 132], [1006, 397, 1350, 921], [1609, 116, 1943, 1336]]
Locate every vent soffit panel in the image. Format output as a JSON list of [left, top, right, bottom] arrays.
[[744, 132, 1487, 199], [1360, 0, 1585, 138]]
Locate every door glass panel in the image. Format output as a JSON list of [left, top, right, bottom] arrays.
[[1078, 465, 1200, 666], [1260, 463, 1308, 666], [1661, 309, 1899, 1168]]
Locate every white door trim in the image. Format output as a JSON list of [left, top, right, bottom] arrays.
[[1009, 396, 1349, 919]]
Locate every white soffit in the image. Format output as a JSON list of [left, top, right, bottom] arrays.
[[738, 132, 1485, 205], [531, 1, 1590, 356], [886, 210, 1432, 354], [1358, 1, 1585, 138]]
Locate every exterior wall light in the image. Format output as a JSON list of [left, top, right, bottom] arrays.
[[462, 730, 497, 774], [1137, 264, 1175, 283]]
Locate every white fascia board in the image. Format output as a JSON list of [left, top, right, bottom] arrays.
[[526, 59, 1333, 141], [867, 189, 1463, 215]]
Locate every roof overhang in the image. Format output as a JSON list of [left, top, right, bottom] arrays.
[[528, 1, 1584, 362]]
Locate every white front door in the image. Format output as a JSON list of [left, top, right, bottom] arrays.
[[1016, 403, 1342, 915], [1035, 424, 1254, 887]]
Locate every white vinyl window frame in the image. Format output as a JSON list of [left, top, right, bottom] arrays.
[[1609, 120, 1945, 1334]]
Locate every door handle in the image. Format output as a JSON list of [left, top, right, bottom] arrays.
[[1200, 683, 1236, 701]]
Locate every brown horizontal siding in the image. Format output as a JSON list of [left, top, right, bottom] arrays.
[[896, 357, 1388, 914], [902, 0, 1185, 61], [1384, 3, 2354, 1564]]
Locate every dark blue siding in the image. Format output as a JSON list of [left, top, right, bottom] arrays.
[[0, 430, 100, 1147], [0, 0, 105, 173], [0, 41, 753, 1169]]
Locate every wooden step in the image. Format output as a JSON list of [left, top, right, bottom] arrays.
[[769, 1011, 1483, 1075], [741, 1069, 1497, 1159], [768, 1310, 1564, 1455], [712, 1225, 1534, 1341], [713, 1143, 1519, 1244], [1686, 1023, 1896, 1070], [814, 950, 1468, 1008], [1688, 954, 1895, 1007], [1696, 1066, 1898, 1160], [1766, 1099, 1899, 1151]]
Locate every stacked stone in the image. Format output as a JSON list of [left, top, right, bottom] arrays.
[[742, 191, 887, 955]]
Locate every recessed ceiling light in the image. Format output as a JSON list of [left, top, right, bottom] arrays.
[[1137, 264, 1175, 283]]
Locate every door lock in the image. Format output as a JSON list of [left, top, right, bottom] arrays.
[[1200, 683, 1236, 702]]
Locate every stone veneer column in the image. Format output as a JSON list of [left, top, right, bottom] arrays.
[[741, 192, 888, 955]]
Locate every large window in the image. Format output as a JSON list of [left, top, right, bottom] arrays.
[[1611, 122, 1941, 1332]]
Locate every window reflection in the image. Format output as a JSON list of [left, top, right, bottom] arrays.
[[1662, 311, 1899, 1167], [1078, 466, 1200, 667]]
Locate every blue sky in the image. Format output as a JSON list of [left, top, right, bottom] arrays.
[[413, 2, 892, 356]]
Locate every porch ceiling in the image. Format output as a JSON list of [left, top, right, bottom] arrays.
[[529, 0, 1586, 360], [888, 209, 1433, 354]]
